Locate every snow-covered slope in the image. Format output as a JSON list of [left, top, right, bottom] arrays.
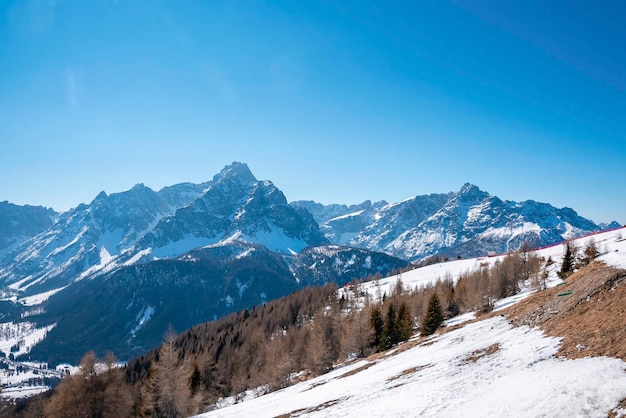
[[197, 314, 626, 418]]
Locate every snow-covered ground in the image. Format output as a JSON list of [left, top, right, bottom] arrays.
[[1, 364, 56, 400], [0, 321, 55, 358], [340, 227, 626, 302], [197, 316, 626, 418]]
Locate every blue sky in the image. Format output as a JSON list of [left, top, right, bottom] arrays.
[[1, 1, 624, 224]]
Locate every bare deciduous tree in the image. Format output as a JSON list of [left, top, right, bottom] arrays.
[[142, 326, 200, 418], [45, 351, 132, 418]]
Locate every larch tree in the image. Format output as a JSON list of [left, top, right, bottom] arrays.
[[353, 308, 372, 358], [142, 327, 200, 418], [45, 351, 132, 418], [580, 238, 598, 266]]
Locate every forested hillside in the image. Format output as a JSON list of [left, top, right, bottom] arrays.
[[3, 243, 559, 416]]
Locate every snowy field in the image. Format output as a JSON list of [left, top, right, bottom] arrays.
[[197, 316, 626, 418]]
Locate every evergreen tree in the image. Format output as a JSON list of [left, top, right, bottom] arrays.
[[446, 292, 460, 318], [384, 303, 400, 348], [558, 241, 576, 279], [369, 306, 385, 352], [421, 292, 444, 337], [397, 301, 414, 342]]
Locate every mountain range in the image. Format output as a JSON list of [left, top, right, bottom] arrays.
[[294, 183, 619, 262], [0, 163, 409, 363], [0, 162, 618, 364]]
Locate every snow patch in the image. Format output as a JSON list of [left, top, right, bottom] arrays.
[[239, 223, 309, 254], [326, 210, 365, 223], [123, 248, 154, 266], [150, 235, 220, 259], [76, 245, 118, 281], [130, 306, 155, 336], [18, 287, 67, 306], [47, 226, 89, 257]]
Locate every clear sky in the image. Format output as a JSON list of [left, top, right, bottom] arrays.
[[1, 1, 624, 224]]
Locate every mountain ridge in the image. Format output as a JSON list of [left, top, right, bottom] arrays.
[[296, 182, 618, 262], [1, 163, 618, 295], [0, 162, 619, 364]]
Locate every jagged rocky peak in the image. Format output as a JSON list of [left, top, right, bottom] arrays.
[[89, 183, 165, 223], [212, 161, 257, 187], [93, 190, 108, 201], [90, 183, 158, 207], [457, 183, 488, 199], [129, 183, 152, 193]]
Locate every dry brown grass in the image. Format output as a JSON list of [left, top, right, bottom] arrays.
[[463, 343, 500, 363], [505, 261, 626, 361], [608, 397, 626, 418], [277, 398, 344, 417], [386, 364, 433, 384], [338, 362, 376, 379]]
